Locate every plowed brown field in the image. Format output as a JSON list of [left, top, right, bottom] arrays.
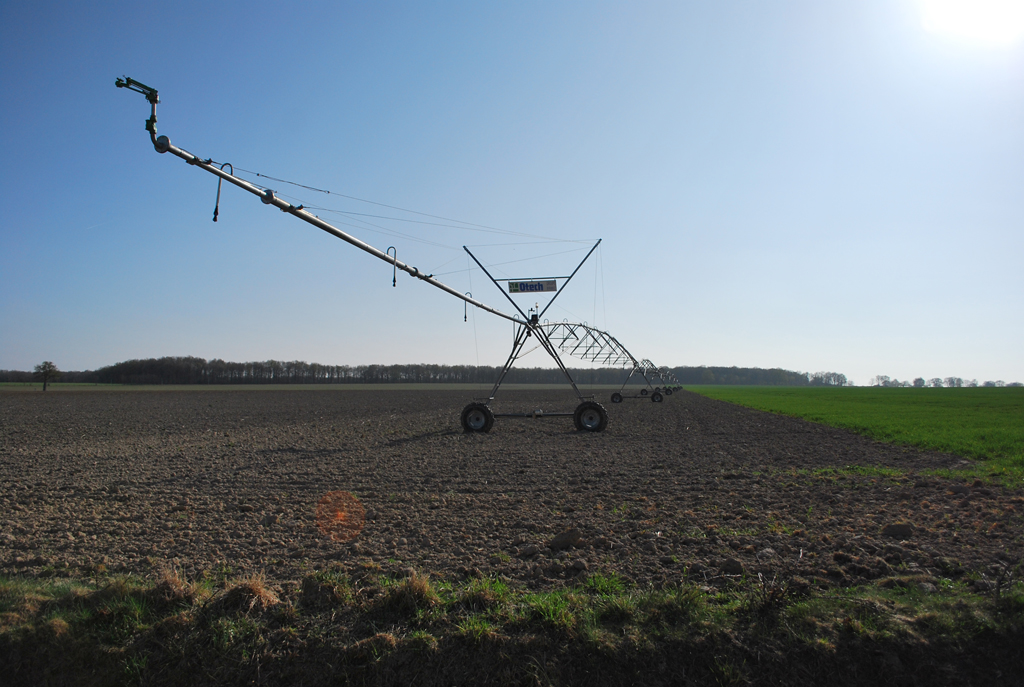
[[2, 388, 1020, 592]]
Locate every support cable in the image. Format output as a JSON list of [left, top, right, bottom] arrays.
[[230, 167, 584, 242]]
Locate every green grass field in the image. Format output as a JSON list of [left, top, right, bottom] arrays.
[[686, 386, 1024, 482]]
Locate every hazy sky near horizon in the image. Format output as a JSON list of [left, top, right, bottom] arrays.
[[1, 1, 1022, 385]]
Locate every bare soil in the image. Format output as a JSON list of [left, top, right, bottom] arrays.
[[1, 388, 1021, 591]]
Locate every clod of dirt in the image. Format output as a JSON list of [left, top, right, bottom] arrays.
[[549, 529, 584, 550], [721, 558, 744, 575], [881, 523, 914, 539]]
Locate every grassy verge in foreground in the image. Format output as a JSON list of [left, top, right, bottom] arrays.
[[1, 568, 1021, 686], [687, 386, 1024, 484]]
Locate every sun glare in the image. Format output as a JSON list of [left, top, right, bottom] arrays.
[[917, 0, 1024, 46]]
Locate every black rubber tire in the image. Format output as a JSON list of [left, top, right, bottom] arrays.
[[460, 403, 494, 433], [573, 401, 608, 432], [640, 388, 648, 396], [664, 388, 673, 396], [651, 392, 663, 403], [611, 392, 623, 404]]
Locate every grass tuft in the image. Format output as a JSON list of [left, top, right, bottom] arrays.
[[213, 573, 279, 615], [456, 615, 500, 642], [149, 569, 210, 610], [301, 568, 353, 608], [377, 571, 439, 615], [458, 577, 510, 612], [346, 632, 397, 662], [742, 572, 792, 620], [582, 572, 627, 597]]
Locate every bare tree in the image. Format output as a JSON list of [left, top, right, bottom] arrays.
[[912, 377, 925, 387], [928, 378, 943, 388], [809, 372, 847, 386], [825, 372, 847, 386], [34, 361, 60, 391], [944, 377, 963, 388]]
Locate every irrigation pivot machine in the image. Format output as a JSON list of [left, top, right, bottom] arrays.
[[116, 78, 672, 432]]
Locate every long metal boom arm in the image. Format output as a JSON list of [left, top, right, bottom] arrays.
[[150, 135, 526, 325]]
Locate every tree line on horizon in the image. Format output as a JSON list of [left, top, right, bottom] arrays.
[[0, 356, 849, 387], [870, 375, 1021, 388]]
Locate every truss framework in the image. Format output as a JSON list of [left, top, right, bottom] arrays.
[[539, 322, 679, 392]]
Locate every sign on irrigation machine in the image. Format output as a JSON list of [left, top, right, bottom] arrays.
[[509, 280, 557, 293], [116, 76, 676, 432]]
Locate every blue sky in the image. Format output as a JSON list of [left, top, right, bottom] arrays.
[[1, 1, 1021, 385]]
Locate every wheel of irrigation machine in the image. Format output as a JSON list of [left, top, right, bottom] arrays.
[[611, 392, 623, 404], [460, 403, 495, 433], [573, 401, 609, 432], [651, 392, 663, 403], [640, 388, 648, 396], [664, 388, 673, 395]]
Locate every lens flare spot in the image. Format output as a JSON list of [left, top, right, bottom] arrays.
[[316, 491, 365, 542]]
